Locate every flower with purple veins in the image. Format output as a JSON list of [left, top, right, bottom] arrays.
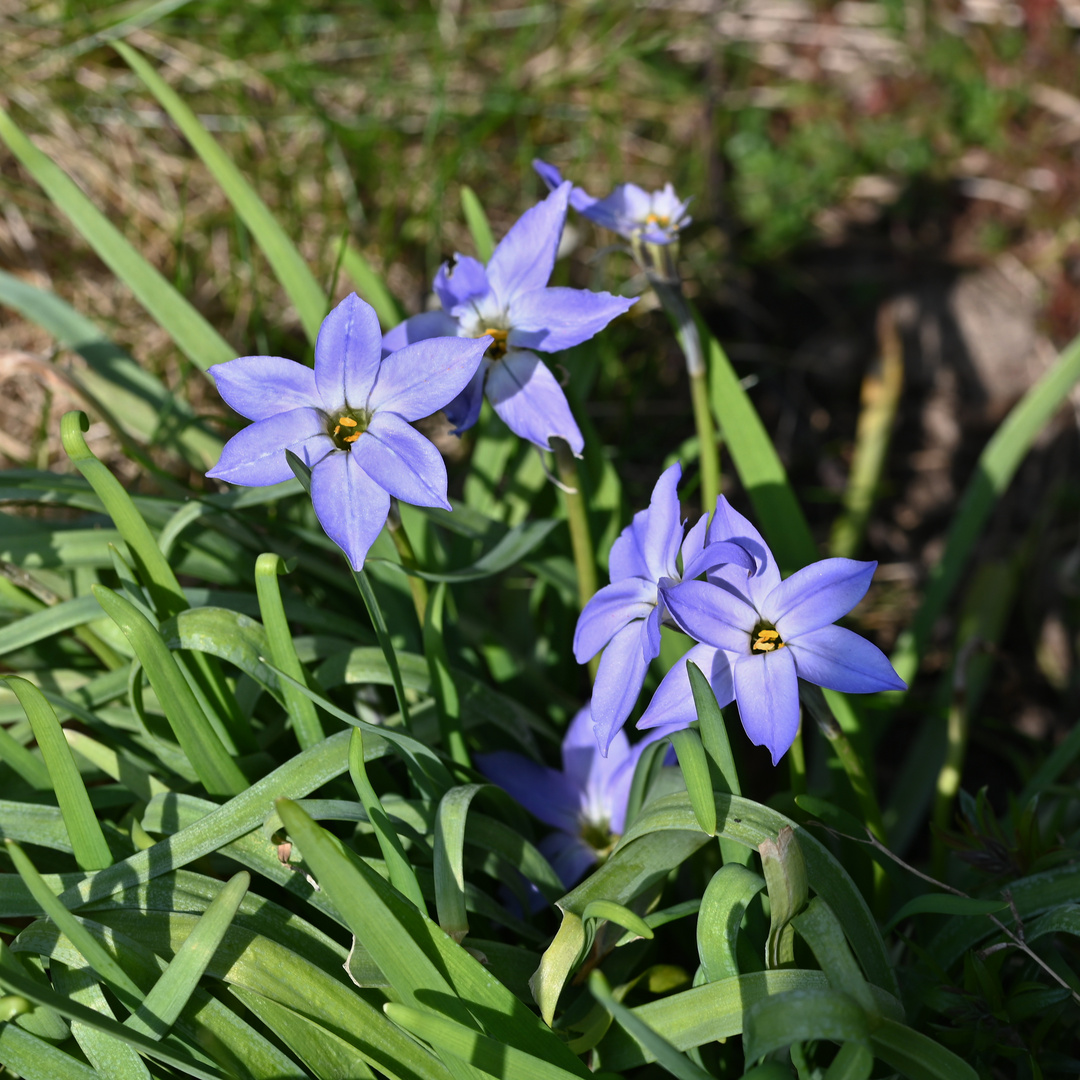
[[381, 182, 634, 455], [476, 706, 677, 889], [661, 496, 907, 766], [534, 160, 692, 246], [207, 293, 489, 570], [574, 463, 754, 756]]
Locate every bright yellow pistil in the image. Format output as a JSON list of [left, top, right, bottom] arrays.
[[751, 627, 785, 653]]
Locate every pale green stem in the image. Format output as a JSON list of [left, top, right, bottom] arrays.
[[387, 500, 429, 627]]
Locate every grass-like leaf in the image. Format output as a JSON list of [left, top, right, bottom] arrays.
[[742, 987, 870, 1062], [1, 680, 112, 871], [0, 106, 234, 371], [460, 186, 496, 262], [115, 42, 328, 345], [696, 864, 765, 983]]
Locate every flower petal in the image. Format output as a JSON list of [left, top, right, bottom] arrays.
[[638, 643, 735, 731], [209, 356, 321, 421], [707, 496, 780, 608], [787, 625, 906, 694], [605, 725, 681, 833], [207, 408, 327, 486], [682, 540, 756, 583], [732, 649, 800, 766], [662, 579, 758, 652], [508, 287, 635, 353], [433, 255, 491, 314], [532, 159, 603, 218], [310, 449, 390, 570], [352, 412, 450, 510], [678, 513, 709, 577], [381, 310, 461, 356], [474, 750, 580, 833], [486, 349, 583, 454], [485, 183, 570, 305], [368, 336, 488, 422], [591, 620, 651, 756], [573, 577, 657, 663], [539, 832, 597, 889], [764, 558, 877, 638], [561, 706, 633, 829], [443, 359, 489, 434], [609, 462, 683, 583], [314, 293, 383, 410]]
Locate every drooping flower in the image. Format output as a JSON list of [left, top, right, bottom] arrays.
[[574, 463, 754, 755], [207, 293, 488, 570], [475, 706, 676, 889], [661, 497, 907, 765], [533, 160, 692, 247], [381, 183, 634, 454]]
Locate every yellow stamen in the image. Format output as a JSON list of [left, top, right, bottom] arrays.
[[338, 416, 358, 427], [751, 627, 785, 653], [480, 327, 509, 360], [646, 212, 670, 227], [343, 432, 360, 443]]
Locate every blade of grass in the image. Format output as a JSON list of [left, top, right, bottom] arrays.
[[460, 187, 495, 262], [1, 679, 112, 871], [340, 245, 405, 330], [0, 106, 235, 371], [115, 42, 328, 344]]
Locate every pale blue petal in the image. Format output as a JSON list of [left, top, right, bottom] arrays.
[[563, 706, 633, 827], [707, 496, 780, 608], [573, 577, 656, 663], [315, 293, 383, 410], [606, 725, 681, 833], [486, 349, 583, 454], [628, 462, 683, 582], [539, 832, 596, 889], [532, 159, 565, 191], [310, 450, 390, 571], [368, 336, 488, 422], [381, 310, 461, 356], [787, 625, 906, 693], [433, 255, 491, 313], [486, 184, 570, 305], [764, 558, 877, 639], [474, 750, 580, 833], [638, 643, 735, 731], [663, 579, 757, 652], [352, 412, 449, 510], [209, 356, 321, 421], [443, 360, 489, 434], [508, 287, 635, 353], [682, 540, 756, 583], [591, 620, 651, 756], [642, 606, 662, 664], [207, 408, 327, 486], [678, 514, 709, 577], [732, 650, 800, 766]]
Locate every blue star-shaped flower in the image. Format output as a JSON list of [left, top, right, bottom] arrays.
[[476, 706, 676, 889], [207, 293, 489, 570], [534, 160, 692, 246], [381, 182, 634, 454], [574, 463, 753, 755], [662, 497, 907, 765]]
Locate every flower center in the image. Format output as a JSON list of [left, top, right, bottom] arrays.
[[580, 818, 618, 859], [750, 622, 785, 653], [645, 212, 670, 228], [478, 326, 509, 360], [328, 409, 371, 451]]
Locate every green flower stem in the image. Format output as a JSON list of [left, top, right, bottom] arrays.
[[652, 276, 720, 518], [787, 718, 807, 798], [352, 567, 412, 732], [552, 437, 597, 605], [387, 500, 429, 627]]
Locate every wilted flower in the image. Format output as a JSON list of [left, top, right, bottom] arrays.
[[207, 293, 488, 570], [662, 497, 907, 765], [574, 463, 753, 755], [533, 160, 692, 246], [381, 182, 634, 454], [476, 706, 676, 888]]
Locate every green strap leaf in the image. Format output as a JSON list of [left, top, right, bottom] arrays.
[[0, 106, 235, 371], [1, 680, 112, 871], [581, 901, 654, 942], [870, 1018, 978, 1080], [885, 893, 1010, 932], [92, 585, 248, 797], [424, 582, 468, 767], [697, 863, 765, 982], [114, 42, 328, 345], [759, 826, 808, 969], [125, 872, 249, 1039], [792, 897, 880, 1018], [339, 245, 404, 330], [743, 987, 869, 1063], [433, 784, 489, 942], [668, 728, 715, 836], [460, 187, 496, 263]]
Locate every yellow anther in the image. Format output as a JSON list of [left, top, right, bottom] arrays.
[[757, 629, 780, 641], [337, 416, 358, 427], [751, 627, 784, 653], [343, 432, 361, 444], [753, 640, 777, 652]]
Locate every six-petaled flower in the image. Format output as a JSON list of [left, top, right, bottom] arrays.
[[533, 159, 692, 246], [476, 705, 676, 889], [574, 463, 754, 755], [661, 497, 907, 765], [207, 293, 489, 570], [381, 182, 634, 454]]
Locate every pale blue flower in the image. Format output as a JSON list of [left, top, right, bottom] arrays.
[[476, 706, 676, 888], [381, 183, 634, 454], [662, 497, 907, 765], [207, 293, 488, 570], [574, 463, 753, 755], [534, 160, 692, 246]]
